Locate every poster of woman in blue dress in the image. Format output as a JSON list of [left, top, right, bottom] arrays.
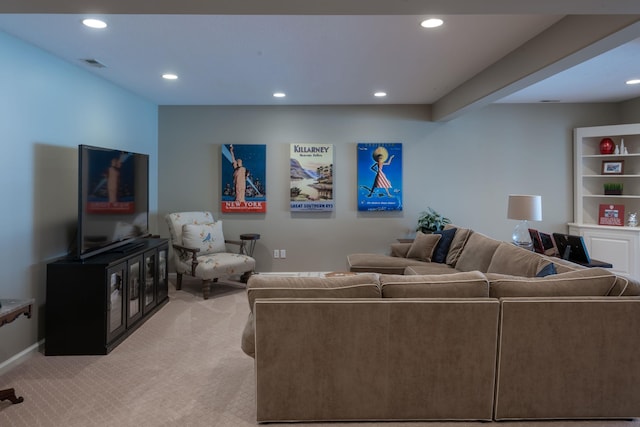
[[357, 142, 402, 211]]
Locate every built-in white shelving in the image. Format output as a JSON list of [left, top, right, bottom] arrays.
[[570, 123, 640, 279]]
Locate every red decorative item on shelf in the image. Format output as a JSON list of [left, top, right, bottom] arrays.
[[600, 138, 615, 154]]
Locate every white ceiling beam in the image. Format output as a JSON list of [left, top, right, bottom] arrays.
[[432, 14, 640, 122]]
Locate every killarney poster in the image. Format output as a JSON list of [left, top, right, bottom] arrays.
[[357, 142, 402, 211], [221, 144, 266, 213], [290, 144, 334, 211]]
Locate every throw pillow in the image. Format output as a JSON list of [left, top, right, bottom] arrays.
[[432, 227, 457, 263], [405, 232, 441, 261], [444, 225, 472, 266], [535, 262, 557, 277], [182, 221, 226, 255], [390, 243, 412, 258]]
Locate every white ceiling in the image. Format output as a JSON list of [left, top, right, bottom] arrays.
[[2, 1, 640, 121]]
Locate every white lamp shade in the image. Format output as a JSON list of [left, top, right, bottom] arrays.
[[507, 195, 542, 221]]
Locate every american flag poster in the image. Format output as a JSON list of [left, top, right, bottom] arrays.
[[357, 142, 402, 211]]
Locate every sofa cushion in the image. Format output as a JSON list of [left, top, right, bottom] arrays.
[[380, 271, 489, 298], [488, 268, 617, 298], [487, 242, 550, 277], [181, 221, 226, 255], [390, 243, 412, 258], [455, 232, 501, 273], [404, 263, 458, 275], [247, 273, 381, 312], [432, 227, 457, 263], [444, 225, 472, 267], [406, 232, 441, 261], [609, 276, 640, 296], [348, 253, 427, 274]]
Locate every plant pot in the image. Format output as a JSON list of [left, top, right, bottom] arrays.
[[604, 189, 622, 195]]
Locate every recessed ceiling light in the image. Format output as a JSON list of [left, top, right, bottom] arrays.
[[162, 73, 178, 80], [626, 79, 640, 85], [420, 18, 443, 29], [374, 92, 387, 98], [82, 18, 107, 29], [273, 92, 286, 98]]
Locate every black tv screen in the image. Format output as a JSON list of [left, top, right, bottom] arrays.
[[77, 144, 149, 259]]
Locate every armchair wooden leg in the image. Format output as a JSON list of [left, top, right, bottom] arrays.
[[176, 273, 183, 290], [202, 279, 213, 300], [241, 271, 253, 283]]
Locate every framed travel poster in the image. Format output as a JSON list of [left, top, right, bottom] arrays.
[[357, 142, 402, 211], [221, 144, 266, 213], [290, 144, 334, 211]]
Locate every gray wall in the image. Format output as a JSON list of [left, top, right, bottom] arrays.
[[158, 103, 634, 272], [0, 32, 158, 370]]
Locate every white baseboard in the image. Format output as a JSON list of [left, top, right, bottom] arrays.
[[0, 339, 44, 376]]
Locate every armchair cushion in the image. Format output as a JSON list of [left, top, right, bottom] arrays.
[[181, 221, 226, 255]]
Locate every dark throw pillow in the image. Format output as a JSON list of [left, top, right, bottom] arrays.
[[536, 262, 557, 277], [432, 227, 457, 263]]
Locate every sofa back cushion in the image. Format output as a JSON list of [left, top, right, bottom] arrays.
[[487, 242, 550, 277], [247, 273, 381, 312], [488, 268, 617, 298], [455, 232, 502, 273], [380, 271, 489, 298], [444, 225, 472, 267]]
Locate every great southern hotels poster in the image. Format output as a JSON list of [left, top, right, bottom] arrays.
[[290, 144, 334, 212]]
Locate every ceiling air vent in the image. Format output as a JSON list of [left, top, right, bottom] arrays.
[[80, 58, 106, 68]]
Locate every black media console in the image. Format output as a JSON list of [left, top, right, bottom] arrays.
[[46, 238, 169, 355]]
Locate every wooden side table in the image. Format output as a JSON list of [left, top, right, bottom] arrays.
[[0, 298, 34, 405]]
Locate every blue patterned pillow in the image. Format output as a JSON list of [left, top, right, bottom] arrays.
[[182, 221, 226, 255], [536, 262, 557, 277], [432, 227, 457, 263]]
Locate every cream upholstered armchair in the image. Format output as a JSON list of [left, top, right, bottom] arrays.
[[165, 211, 255, 299]]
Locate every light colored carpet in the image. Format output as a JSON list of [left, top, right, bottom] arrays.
[[0, 277, 638, 427]]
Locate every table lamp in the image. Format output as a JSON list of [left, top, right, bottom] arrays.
[[507, 194, 542, 249]]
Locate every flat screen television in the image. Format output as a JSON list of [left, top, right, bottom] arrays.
[[77, 144, 150, 260]]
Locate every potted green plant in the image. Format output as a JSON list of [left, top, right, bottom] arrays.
[[416, 207, 451, 233], [604, 182, 623, 195]]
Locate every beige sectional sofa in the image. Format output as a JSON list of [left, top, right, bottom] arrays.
[[241, 225, 640, 423]]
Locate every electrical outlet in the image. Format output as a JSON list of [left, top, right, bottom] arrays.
[[273, 249, 279, 259], [280, 249, 286, 259]]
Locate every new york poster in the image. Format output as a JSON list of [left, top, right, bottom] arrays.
[[221, 144, 266, 213], [357, 142, 402, 211]]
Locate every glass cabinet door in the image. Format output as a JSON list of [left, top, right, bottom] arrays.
[[127, 255, 143, 327], [106, 262, 126, 343], [143, 250, 156, 314], [157, 245, 168, 302]]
